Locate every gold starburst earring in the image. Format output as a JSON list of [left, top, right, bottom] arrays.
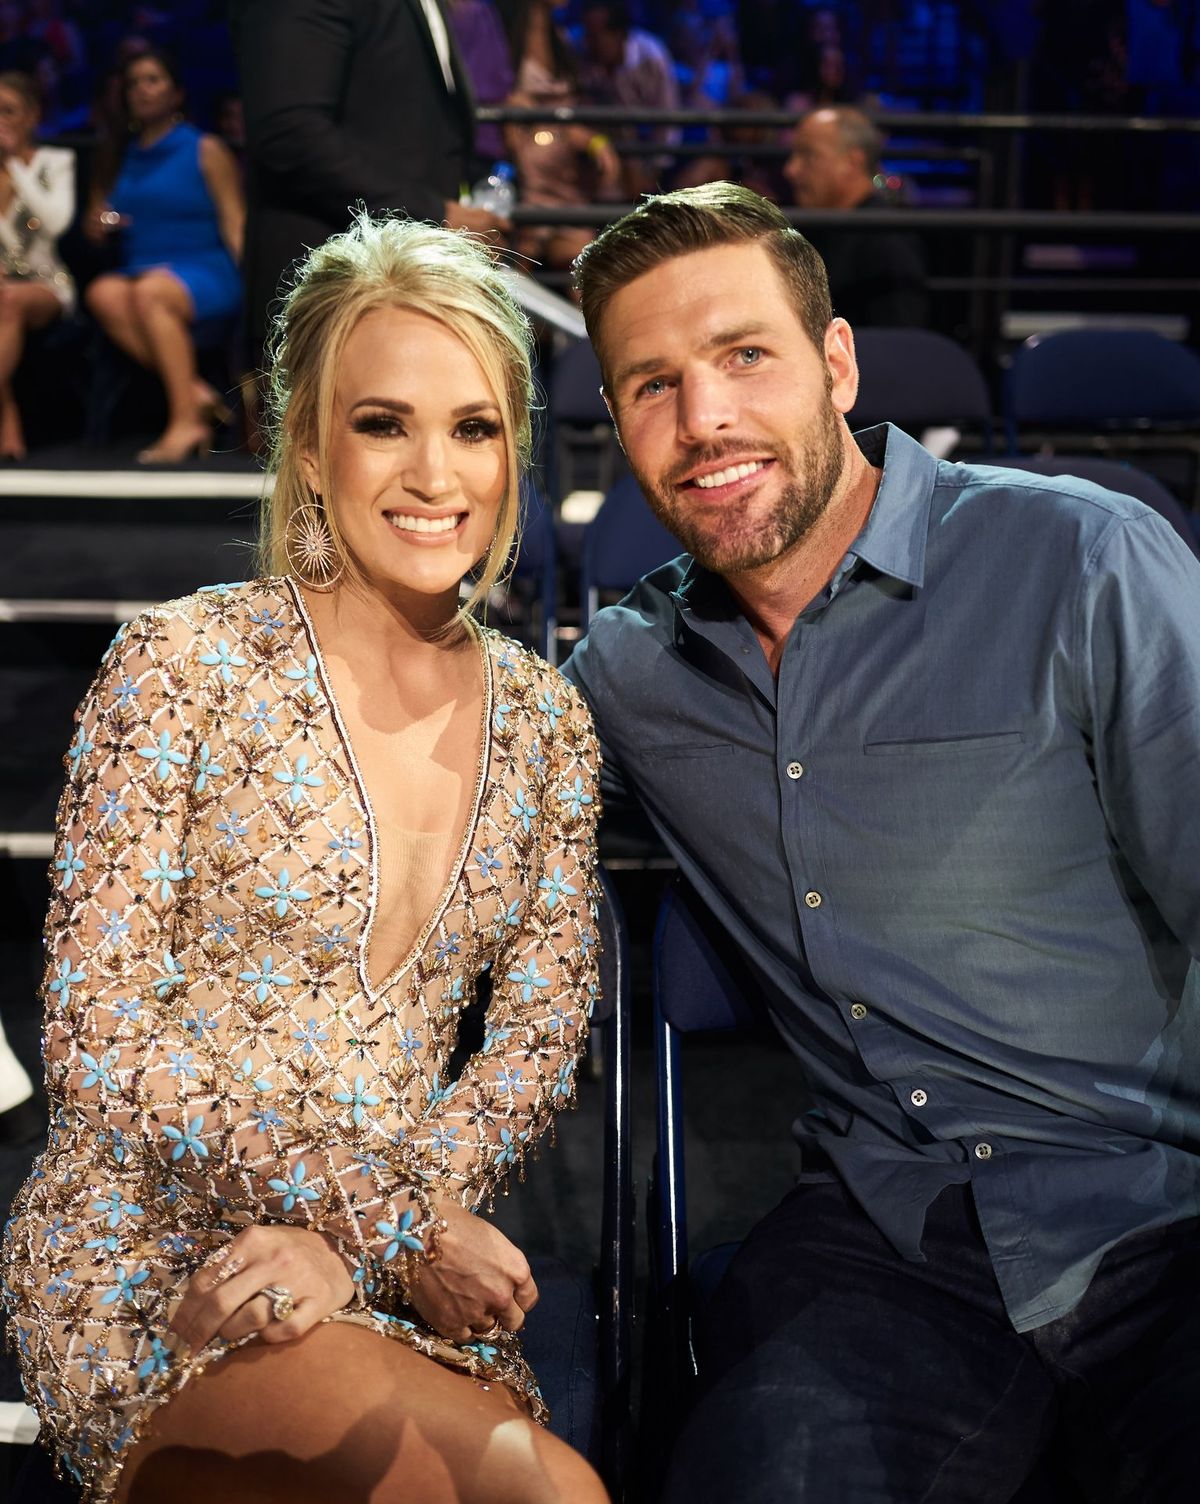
[[285, 493, 343, 590]]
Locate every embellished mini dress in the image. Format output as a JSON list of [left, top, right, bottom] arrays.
[[0, 578, 600, 1502]]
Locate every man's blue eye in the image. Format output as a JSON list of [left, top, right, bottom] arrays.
[[739, 347, 762, 364]]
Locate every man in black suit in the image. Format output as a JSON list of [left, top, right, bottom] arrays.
[[231, 0, 509, 366]]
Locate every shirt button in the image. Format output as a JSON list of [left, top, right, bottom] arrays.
[[910, 1088, 928, 1108], [804, 890, 822, 908], [786, 760, 804, 780], [974, 1142, 993, 1160], [850, 1003, 868, 1020]]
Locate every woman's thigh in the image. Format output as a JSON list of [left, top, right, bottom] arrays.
[[130, 268, 196, 323], [84, 272, 137, 321], [0, 279, 61, 330], [116, 1320, 606, 1504]]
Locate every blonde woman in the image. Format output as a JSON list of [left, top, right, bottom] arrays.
[[2, 214, 606, 1504]]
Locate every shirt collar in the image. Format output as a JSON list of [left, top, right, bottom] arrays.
[[671, 421, 936, 617]]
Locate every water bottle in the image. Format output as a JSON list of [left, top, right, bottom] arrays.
[[469, 161, 517, 218]]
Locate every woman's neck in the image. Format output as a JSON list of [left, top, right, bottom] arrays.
[[137, 117, 179, 149], [299, 575, 469, 673]]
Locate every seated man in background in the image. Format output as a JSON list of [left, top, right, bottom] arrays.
[[785, 104, 930, 328], [566, 181, 1200, 1503]]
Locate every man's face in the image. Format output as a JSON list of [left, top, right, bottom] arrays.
[[599, 241, 857, 577], [784, 113, 856, 209], [583, 10, 625, 68]]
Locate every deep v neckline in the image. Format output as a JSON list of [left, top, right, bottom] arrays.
[[286, 577, 494, 1001]]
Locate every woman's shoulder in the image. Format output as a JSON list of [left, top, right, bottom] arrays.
[[482, 626, 594, 728], [104, 577, 299, 664]]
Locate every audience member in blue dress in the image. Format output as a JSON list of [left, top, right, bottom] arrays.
[[84, 48, 244, 463]]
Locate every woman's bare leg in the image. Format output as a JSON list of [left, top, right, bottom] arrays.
[[115, 1322, 608, 1504], [126, 271, 212, 461], [0, 279, 62, 457], [84, 274, 156, 367]]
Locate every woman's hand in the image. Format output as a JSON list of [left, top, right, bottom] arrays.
[[408, 1196, 538, 1344], [83, 202, 126, 245], [169, 1224, 355, 1355]]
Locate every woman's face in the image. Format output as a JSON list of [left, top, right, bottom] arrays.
[[125, 57, 181, 128], [0, 85, 36, 147], [303, 305, 508, 609]]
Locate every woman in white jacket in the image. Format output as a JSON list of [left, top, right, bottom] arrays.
[[0, 69, 75, 461]]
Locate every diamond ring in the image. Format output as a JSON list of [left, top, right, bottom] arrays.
[[260, 1284, 295, 1322]]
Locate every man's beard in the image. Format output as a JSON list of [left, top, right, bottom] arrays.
[[635, 401, 845, 574]]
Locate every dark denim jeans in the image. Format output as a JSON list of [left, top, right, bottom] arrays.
[[662, 1175, 1200, 1504]]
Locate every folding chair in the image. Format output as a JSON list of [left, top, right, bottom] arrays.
[[849, 327, 994, 452], [579, 473, 681, 631], [500, 483, 559, 662], [548, 341, 623, 502], [998, 454, 1200, 560], [1004, 329, 1200, 504]]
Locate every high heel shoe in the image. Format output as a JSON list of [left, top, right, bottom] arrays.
[[137, 420, 214, 464]]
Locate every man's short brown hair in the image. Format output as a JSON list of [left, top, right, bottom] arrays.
[[572, 181, 833, 379]]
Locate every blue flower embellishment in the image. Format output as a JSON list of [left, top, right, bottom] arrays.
[[48, 957, 85, 1008], [474, 845, 503, 878], [99, 910, 130, 946], [136, 1336, 172, 1381], [429, 1124, 461, 1155], [152, 951, 184, 999], [292, 1018, 330, 1056], [509, 787, 537, 834], [199, 638, 248, 685], [539, 865, 577, 913], [249, 608, 284, 635], [552, 1058, 576, 1100], [273, 753, 324, 806], [434, 932, 461, 962], [317, 925, 350, 953], [396, 1028, 422, 1064], [525, 740, 546, 774], [285, 654, 320, 697], [192, 742, 225, 794], [203, 915, 237, 944], [255, 867, 313, 918], [333, 1074, 382, 1127], [465, 1339, 499, 1363], [328, 826, 363, 863], [67, 725, 94, 777], [494, 1126, 530, 1165], [494, 1066, 526, 1097], [100, 1264, 149, 1306], [78, 1342, 109, 1375], [160, 1115, 208, 1163], [136, 730, 188, 782], [482, 1023, 513, 1054], [558, 776, 593, 819], [80, 1049, 120, 1093], [250, 1106, 284, 1133], [238, 954, 294, 1004], [45, 1270, 75, 1299], [97, 789, 128, 828], [426, 1071, 454, 1110], [142, 849, 187, 903], [112, 997, 141, 1023], [506, 958, 551, 1002], [55, 841, 84, 891], [241, 698, 279, 736], [167, 1050, 198, 1080], [375, 1209, 423, 1261], [537, 692, 564, 727], [268, 1161, 320, 1212], [92, 1191, 143, 1229], [493, 701, 512, 734], [109, 676, 140, 708], [215, 812, 248, 848]]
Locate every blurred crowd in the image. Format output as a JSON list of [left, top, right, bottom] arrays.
[[0, 0, 1194, 462]]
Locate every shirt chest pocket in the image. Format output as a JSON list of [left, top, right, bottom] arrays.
[[863, 731, 1025, 757]]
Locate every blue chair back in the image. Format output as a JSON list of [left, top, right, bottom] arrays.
[[1006, 329, 1200, 450], [849, 327, 993, 451], [507, 483, 559, 662], [548, 341, 622, 501], [580, 474, 682, 629], [997, 455, 1200, 560]]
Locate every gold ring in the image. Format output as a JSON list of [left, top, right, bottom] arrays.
[[470, 1320, 502, 1341], [260, 1284, 294, 1321]]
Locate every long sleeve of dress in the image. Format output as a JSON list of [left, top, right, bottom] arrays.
[[41, 611, 443, 1289], [6, 148, 75, 238], [408, 676, 601, 1207]]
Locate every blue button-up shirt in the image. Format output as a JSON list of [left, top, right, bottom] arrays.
[[565, 424, 1200, 1332]]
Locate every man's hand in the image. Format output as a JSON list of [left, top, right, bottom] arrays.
[[169, 1224, 355, 1355], [408, 1195, 538, 1344]]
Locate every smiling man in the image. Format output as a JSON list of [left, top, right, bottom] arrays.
[[563, 183, 1200, 1503]]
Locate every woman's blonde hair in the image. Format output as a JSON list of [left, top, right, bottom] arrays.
[[259, 213, 535, 622]]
